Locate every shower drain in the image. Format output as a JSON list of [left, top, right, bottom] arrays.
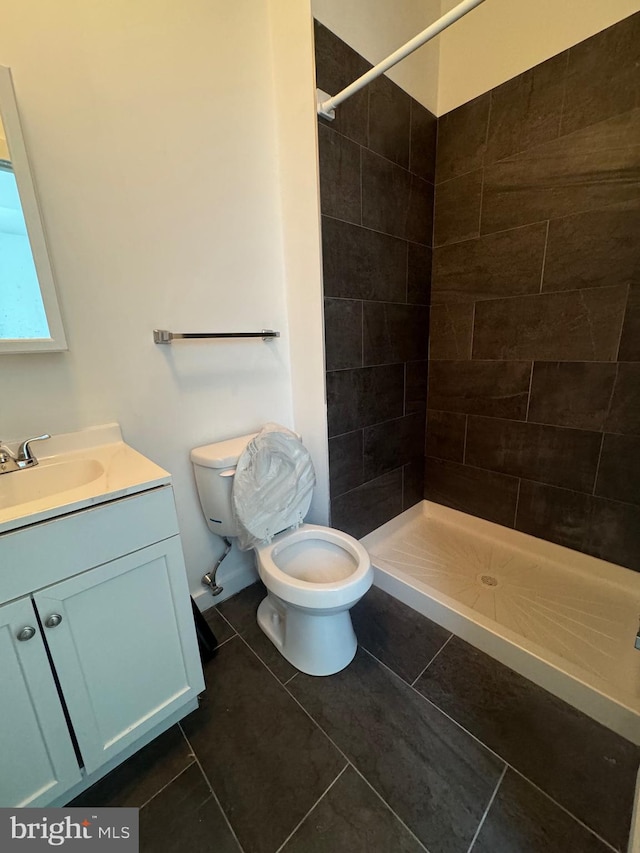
[[480, 574, 498, 587]]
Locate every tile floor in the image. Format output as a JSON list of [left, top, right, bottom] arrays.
[[72, 583, 640, 853]]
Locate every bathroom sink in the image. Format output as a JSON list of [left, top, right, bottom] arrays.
[[0, 424, 171, 534], [0, 458, 105, 510]]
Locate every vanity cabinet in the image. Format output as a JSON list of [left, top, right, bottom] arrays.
[[0, 596, 82, 807], [0, 484, 205, 808]]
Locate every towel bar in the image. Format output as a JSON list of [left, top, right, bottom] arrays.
[[153, 329, 279, 344]]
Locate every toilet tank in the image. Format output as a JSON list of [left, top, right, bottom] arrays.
[[190, 433, 257, 537]]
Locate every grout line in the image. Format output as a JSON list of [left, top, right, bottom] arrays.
[[212, 605, 239, 632], [469, 302, 476, 359], [507, 766, 619, 853], [347, 763, 432, 853], [466, 765, 507, 852], [360, 647, 620, 851], [283, 672, 298, 686], [137, 759, 198, 811], [179, 725, 247, 853], [234, 632, 620, 852], [524, 360, 535, 422], [615, 283, 632, 362], [215, 633, 239, 651], [236, 634, 353, 766], [538, 220, 551, 293], [410, 633, 453, 687], [513, 478, 522, 528], [591, 432, 606, 497], [321, 211, 432, 247], [274, 766, 349, 853], [240, 637, 431, 853]]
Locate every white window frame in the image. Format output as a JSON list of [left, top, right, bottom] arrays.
[[0, 66, 67, 353]]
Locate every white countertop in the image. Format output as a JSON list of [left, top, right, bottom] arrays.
[[0, 424, 171, 535]]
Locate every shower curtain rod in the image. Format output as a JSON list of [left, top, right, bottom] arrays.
[[316, 0, 486, 120]]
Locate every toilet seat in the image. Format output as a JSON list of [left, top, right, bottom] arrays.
[[255, 523, 372, 610], [232, 425, 315, 550]]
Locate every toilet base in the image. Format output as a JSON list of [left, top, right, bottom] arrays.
[[257, 594, 357, 676]]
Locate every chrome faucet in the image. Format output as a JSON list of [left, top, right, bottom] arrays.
[[0, 434, 51, 474]]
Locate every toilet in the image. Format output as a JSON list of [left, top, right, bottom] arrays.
[[191, 425, 372, 675]]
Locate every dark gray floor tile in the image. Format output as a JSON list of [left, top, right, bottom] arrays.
[[485, 52, 567, 163], [473, 769, 610, 853], [425, 411, 466, 463], [139, 764, 241, 853], [362, 149, 433, 244], [543, 202, 640, 293], [481, 109, 640, 235], [436, 94, 490, 183], [432, 223, 547, 304], [368, 74, 411, 168], [594, 433, 640, 506], [363, 302, 429, 365], [314, 21, 370, 147], [202, 604, 236, 646], [405, 360, 429, 414], [606, 363, 640, 436], [587, 495, 640, 571], [410, 98, 437, 183], [472, 286, 628, 361], [429, 303, 473, 360], [326, 364, 405, 436], [407, 242, 432, 304], [363, 414, 424, 481], [465, 416, 602, 492], [351, 586, 450, 683], [318, 124, 361, 225], [515, 480, 591, 553], [217, 582, 298, 683], [332, 469, 403, 539], [182, 637, 345, 853], [434, 170, 483, 247], [561, 12, 640, 137], [415, 636, 640, 850], [527, 361, 617, 431], [403, 459, 425, 510], [620, 284, 640, 361], [321, 216, 408, 302], [290, 648, 504, 853], [428, 360, 531, 420], [281, 766, 424, 853], [424, 458, 519, 528], [324, 297, 362, 371], [329, 430, 364, 498], [70, 726, 194, 809]]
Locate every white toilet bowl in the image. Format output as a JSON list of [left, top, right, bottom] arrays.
[[254, 523, 373, 675], [191, 425, 373, 676]]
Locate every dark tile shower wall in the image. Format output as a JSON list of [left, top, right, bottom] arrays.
[[426, 12, 640, 571], [315, 21, 436, 538]]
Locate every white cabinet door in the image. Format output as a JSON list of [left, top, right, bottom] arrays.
[[34, 537, 204, 774], [0, 597, 82, 807]]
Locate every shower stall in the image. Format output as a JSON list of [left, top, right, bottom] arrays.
[[315, 9, 640, 743]]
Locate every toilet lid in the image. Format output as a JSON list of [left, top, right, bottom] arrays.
[[232, 423, 315, 550]]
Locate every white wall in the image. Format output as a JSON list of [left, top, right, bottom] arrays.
[[438, 0, 640, 114], [268, 0, 330, 527], [0, 0, 327, 601], [312, 0, 442, 114]]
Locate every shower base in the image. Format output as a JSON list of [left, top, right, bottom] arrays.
[[361, 501, 640, 745]]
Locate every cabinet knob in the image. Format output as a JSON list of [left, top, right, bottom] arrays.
[[17, 626, 36, 641], [45, 614, 63, 628]]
